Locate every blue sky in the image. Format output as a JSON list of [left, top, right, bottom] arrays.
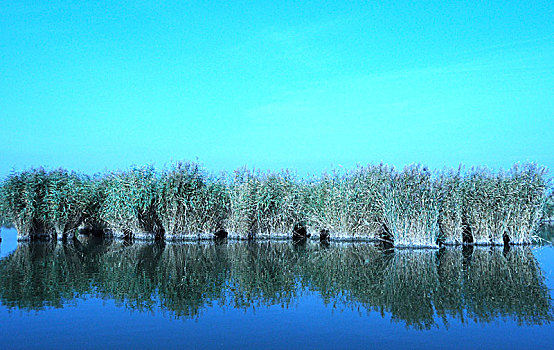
[[1, 1, 553, 178]]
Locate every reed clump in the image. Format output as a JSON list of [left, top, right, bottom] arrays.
[[0, 168, 95, 240], [0, 162, 550, 246], [226, 169, 303, 238], [543, 190, 554, 223], [302, 165, 391, 240], [157, 162, 229, 239], [99, 166, 163, 239], [383, 165, 440, 247], [458, 164, 547, 245]]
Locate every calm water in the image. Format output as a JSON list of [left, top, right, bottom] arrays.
[[1, 227, 553, 349]]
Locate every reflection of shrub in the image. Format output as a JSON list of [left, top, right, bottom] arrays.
[[0, 241, 552, 328]]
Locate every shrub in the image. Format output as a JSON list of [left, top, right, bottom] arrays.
[[382, 165, 440, 247], [226, 169, 302, 238], [100, 166, 163, 238], [302, 164, 392, 239], [157, 162, 229, 238]]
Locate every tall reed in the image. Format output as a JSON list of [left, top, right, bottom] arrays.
[[302, 164, 392, 239], [460, 164, 547, 244], [544, 191, 554, 223], [436, 168, 464, 245]]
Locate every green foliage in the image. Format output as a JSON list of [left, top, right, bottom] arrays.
[[302, 165, 391, 239], [460, 164, 547, 244], [157, 162, 229, 237], [544, 190, 554, 222], [227, 169, 302, 237], [100, 166, 163, 238], [0, 162, 550, 245]]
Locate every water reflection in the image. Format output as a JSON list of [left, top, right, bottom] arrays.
[[0, 240, 552, 329]]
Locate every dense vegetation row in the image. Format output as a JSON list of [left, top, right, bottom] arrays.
[[0, 241, 551, 329], [0, 162, 551, 246]]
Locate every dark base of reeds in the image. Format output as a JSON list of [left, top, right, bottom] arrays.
[[79, 226, 106, 237], [292, 222, 310, 241], [213, 229, 228, 239], [12, 226, 536, 249], [319, 229, 330, 242], [16, 229, 534, 247]]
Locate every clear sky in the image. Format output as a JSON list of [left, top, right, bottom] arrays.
[[1, 1, 553, 178]]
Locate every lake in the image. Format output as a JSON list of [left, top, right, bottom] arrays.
[[1, 227, 553, 349]]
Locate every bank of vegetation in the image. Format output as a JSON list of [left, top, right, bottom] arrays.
[[0, 161, 550, 247]]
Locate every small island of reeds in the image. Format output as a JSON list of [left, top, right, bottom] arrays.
[[0, 162, 552, 247]]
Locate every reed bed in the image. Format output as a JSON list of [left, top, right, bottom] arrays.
[[100, 166, 163, 239], [0, 162, 550, 246], [460, 165, 547, 245]]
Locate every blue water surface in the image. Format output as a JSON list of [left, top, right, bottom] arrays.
[[0, 227, 553, 350]]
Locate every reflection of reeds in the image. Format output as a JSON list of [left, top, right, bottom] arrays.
[[0, 241, 552, 327], [155, 244, 229, 318], [463, 247, 553, 325], [227, 242, 299, 308], [302, 245, 391, 312], [382, 250, 438, 329], [95, 242, 164, 311], [0, 242, 91, 309], [434, 249, 464, 325]]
